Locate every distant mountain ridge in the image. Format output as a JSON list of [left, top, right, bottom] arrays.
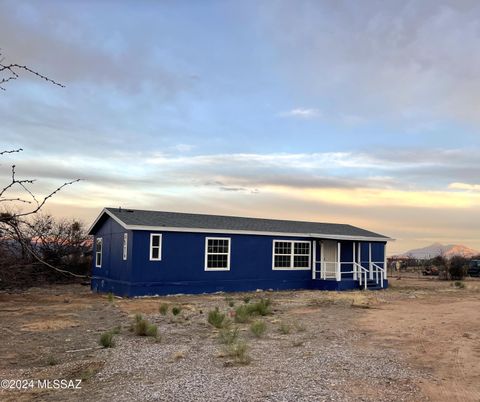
[[399, 243, 480, 259]]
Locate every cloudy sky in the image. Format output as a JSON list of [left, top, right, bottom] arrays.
[[1, 0, 479, 254]]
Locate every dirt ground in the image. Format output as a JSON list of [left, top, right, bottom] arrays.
[[0, 276, 479, 401]]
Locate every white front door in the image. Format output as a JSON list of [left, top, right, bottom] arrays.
[[322, 240, 338, 279]]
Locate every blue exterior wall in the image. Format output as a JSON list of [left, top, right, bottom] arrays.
[[91, 216, 387, 296], [91, 218, 134, 296]]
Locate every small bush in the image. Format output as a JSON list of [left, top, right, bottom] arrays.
[[250, 320, 267, 337], [279, 322, 291, 335], [111, 326, 121, 334], [146, 323, 158, 338], [172, 306, 182, 316], [107, 292, 114, 303], [134, 316, 148, 336], [234, 305, 251, 323], [243, 296, 251, 304], [228, 300, 235, 307], [208, 307, 228, 328], [99, 331, 115, 348], [219, 327, 239, 345], [47, 355, 58, 366], [159, 304, 169, 315], [225, 340, 250, 365], [454, 281, 465, 289], [248, 298, 272, 316], [133, 314, 157, 337]]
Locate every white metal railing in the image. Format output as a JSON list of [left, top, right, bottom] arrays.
[[353, 262, 368, 290], [371, 262, 386, 288], [313, 260, 386, 289], [313, 261, 352, 280]]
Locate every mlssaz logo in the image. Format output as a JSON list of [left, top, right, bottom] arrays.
[[37, 379, 82, 390]]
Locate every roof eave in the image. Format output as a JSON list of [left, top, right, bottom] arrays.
[[87, 208, 129, 235], [116, 223, 394, 242]]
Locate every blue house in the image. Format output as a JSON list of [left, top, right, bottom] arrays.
[[88, 208, 392, 297]]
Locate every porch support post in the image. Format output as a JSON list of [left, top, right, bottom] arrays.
[[369, 242, 373, 280], [312, 240, 316, 280], [353, 242, 357, 280], [384, 243, 387, 280], [320, 241, 324, 279], [336, 241, 341, 281]]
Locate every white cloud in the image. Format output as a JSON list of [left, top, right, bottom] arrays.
[[280, 108, 322, 119], [448, 182, 480, 191]]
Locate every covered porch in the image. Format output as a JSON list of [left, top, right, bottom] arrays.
[[311, 239, 388, 290]]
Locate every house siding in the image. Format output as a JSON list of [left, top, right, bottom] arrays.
[[91, 217, 133, 295]]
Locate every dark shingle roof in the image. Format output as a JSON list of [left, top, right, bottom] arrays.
[[90, 207, 389, 240]]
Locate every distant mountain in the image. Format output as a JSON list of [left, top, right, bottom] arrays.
[[399, 243, 480, 259]]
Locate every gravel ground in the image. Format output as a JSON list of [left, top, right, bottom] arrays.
[[0, 288, 426, 401]]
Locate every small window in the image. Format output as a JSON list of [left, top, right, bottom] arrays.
[[95, 238, 103, 268], [205, 237, 230, 271], [273, 240, 310, 270], [150, 234, 162, 261], [122, 233, 128, 260]]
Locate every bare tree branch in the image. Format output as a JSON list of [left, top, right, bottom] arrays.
[[0, 148, 23, 156], [0, 59, 65, 90]]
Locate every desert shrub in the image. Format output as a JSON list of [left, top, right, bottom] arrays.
[[107, 292, 114, 303], [454, 281, 465, 289], [234, 305, 251, 323], [250, 320, 267, 337], [132, 315, 158, 338], [134, 314, 148, 336], [208, 307, 228, 328], [99, 331, 115, 348], [248, 298, 272, 316], [278, 322, 291, 335], [47, 355, 58, 366], [159, 304, 169, 315], [111, 326, 121, 334], [243, 296, 251, 304], [219, 327, 239, 345], [234, 298, 272, 323], [449, 256, 468, 280], [172, 306, 182, 316], [225, 340, 250, 365], [146, 323, 158, 338]]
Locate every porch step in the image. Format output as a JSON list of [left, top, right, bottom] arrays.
[[359, 279, 384, 290]]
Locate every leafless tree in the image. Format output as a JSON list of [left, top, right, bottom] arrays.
[[0, 51, 85, 279]]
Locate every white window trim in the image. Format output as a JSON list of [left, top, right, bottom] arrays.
[[122, 233, 128, 261], [149, 233, 162, 261], [272, 240, 311, 270], [204, 237, 231, 271], [95, 237, 103, 268]]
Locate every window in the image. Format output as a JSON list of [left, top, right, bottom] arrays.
[[122, 233, 128, 260], [205, 237, 230, 271], [95, 238, 103, 268], [150, 234, 162, 261], [273, 240, 310, 270]]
